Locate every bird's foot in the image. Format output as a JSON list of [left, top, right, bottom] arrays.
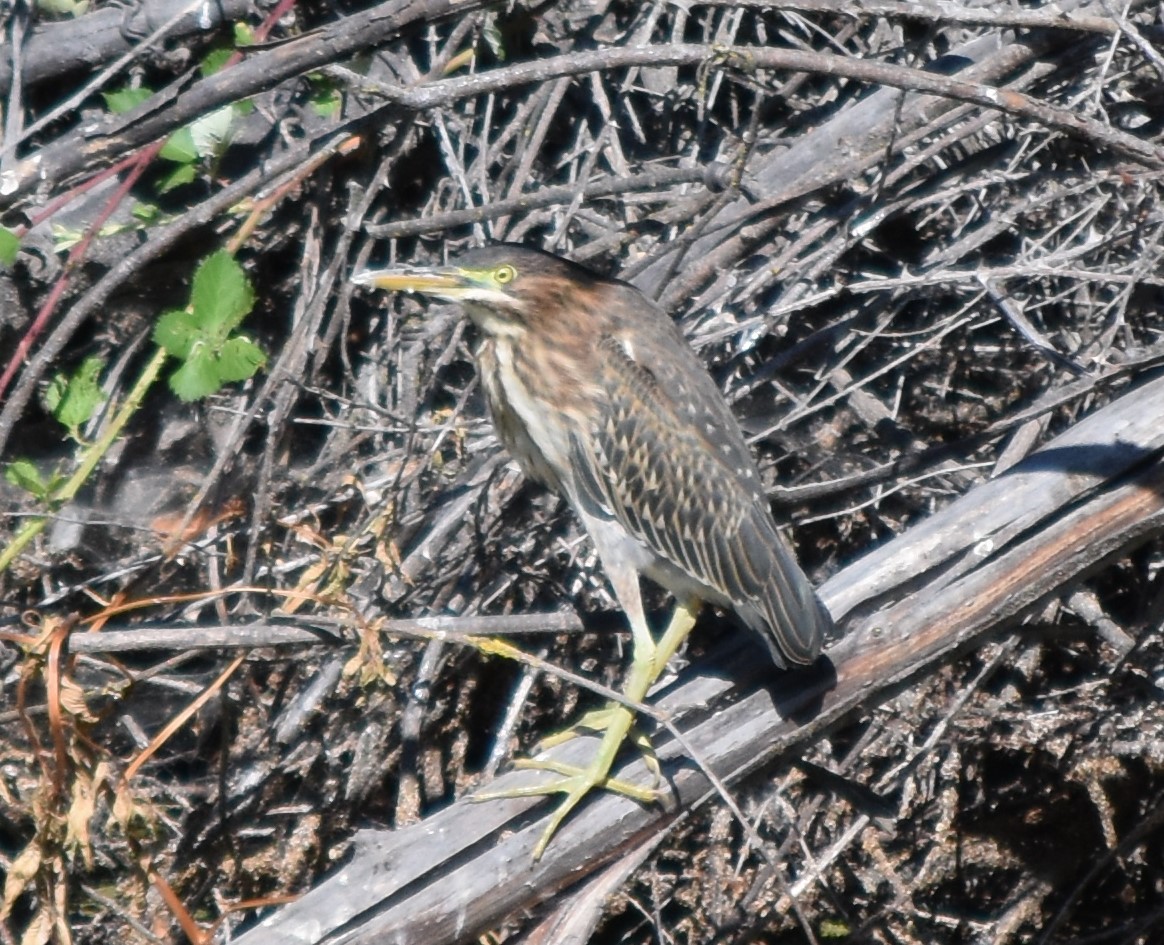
[[536, 705, 623, 745], [535, 706, 662, 783], [476, 757, 659, 804], [473, 702, 663, 860]]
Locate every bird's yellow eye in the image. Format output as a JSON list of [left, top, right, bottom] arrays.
[[494, 264, 517, 284]]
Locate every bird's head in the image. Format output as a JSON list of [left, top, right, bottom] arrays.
[[354, 244, 610, 339]]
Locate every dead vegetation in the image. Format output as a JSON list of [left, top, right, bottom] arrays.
[[2, 1, 1164, 943]]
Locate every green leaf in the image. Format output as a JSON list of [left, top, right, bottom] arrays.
[[819, 917, 851, 938], [160, 127, 197, 164], [0, 226, 19, 267], [169, 353, 222, 402], [188, 105, 235, 160], [233, 22, 256, 46], [154, 309, 201, 359], [156, 163, 198, 195], [103, 87, 152, 114], [483, 18, 506, 61], [216, 337, 267, 382], [310, 82, 341, 118], [156, 252, 263, 401], [191, 251, 254, 335], [5, 459, 48, 498], [44, 355, 105, 437], [201, 47, 234, 77], [52, 224, 84, 253], [132, 202, 162, 223], [36, 0, 89, 17]]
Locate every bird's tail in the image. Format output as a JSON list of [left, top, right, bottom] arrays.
[[735, 514, 831, 669]]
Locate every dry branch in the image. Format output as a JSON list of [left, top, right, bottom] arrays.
[[0, 0, 258, 98]]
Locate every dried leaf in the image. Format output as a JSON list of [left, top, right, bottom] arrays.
[[1, 841, 41, 920], [18, 908, 51, 945]]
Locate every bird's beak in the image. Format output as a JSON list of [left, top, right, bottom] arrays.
[[352, 265, 474, 300]]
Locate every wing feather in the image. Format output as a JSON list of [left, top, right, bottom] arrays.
[[567, 326, 829, 667]]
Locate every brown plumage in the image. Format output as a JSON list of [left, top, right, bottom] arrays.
[[354, 243, 831, 859], [447, 244, 830, 667]]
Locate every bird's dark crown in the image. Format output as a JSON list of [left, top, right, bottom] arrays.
[[453, 244, 620, 292]]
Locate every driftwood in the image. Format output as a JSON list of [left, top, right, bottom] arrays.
[[234, 372, 1164, 943]]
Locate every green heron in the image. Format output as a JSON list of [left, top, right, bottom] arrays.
[[355, 244, 831, 859]]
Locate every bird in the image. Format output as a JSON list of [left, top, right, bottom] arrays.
[[354, 243, 831, 859]]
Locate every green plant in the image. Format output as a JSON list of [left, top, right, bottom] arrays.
[[0, 225, 19, 266], [153, 250, 265, 402], [43, 355, 106, 441], [1, 250, 265, 573]]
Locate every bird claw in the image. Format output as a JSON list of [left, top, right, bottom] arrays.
[[473, 752, 663, 861], [506, 757, 661, 802], [472, 703, 666, 860], [471, 600, 699, 860], [535, 707, 662, 783]]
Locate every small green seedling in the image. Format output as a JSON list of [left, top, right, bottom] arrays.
[[4, 458, 65, 503], [44, 355, 106, 441], [153, 250, 266, 402]]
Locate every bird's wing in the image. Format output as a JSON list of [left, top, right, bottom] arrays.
[[568, 325, 828, 667]]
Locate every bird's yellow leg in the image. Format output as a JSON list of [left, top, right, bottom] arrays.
[[473, 598, 701, 860], [536, 598, 703, 746], [535, 707, 656, 758], [537, 707, 643, 744], [533, 599, 702, 773], [653, 598, 702, 670], [506, 757, 659, 801], [537, 724, 657, 784]]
